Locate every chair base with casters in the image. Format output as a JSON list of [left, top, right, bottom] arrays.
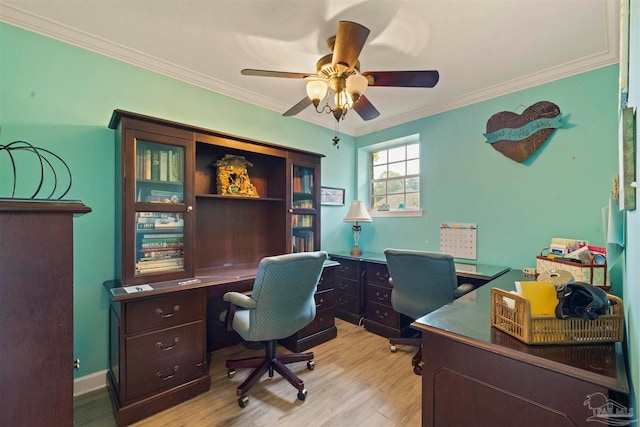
[[389, 336, 423, 375], [226, 339, 315, 407]]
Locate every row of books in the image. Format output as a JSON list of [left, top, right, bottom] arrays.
[[136, 212, 184, 230], [292, 215, 313, 227], [136, 144, 183, 183], [293, 167, 314, 194], [292, 199, 314, 208], [292, 230, 314, 253], [136, 232, 184, 273]]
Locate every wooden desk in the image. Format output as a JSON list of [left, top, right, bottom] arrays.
[[104, 261, 338, 426], [412, 269, 629, 427], [329, 252, 510, 337]]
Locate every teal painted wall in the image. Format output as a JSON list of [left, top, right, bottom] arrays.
[[354, 66, 620, 273], [0, 23, 354, 378]]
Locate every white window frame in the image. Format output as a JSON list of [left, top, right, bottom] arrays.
[[367, 136, 422, 218]]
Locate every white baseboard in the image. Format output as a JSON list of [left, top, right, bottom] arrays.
[[74, 370, 107, 397]]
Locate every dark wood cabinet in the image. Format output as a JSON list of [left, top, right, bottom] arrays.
[[0, 200, 90, 427], [107, 288, 210, 426], [329, 254, 366, 325], [106, 110, 328, 424], [280, 264, 338, 352], [362, 261, 412, 337]]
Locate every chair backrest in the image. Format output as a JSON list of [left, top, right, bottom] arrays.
[[384, 249, 458, 321], [247, 251, 328, 341]]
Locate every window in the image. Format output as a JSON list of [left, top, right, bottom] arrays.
[[371, 143, 420, 210]]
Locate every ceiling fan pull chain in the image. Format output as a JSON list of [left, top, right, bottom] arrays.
[[332, 121, 340, 149]]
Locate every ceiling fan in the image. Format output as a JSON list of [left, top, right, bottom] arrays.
[[241, 21, 440, 123]]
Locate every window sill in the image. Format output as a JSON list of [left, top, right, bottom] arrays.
[[369, 209, 423, 218]]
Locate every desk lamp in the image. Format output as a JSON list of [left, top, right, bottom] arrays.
[[343, 200, 372, 257]]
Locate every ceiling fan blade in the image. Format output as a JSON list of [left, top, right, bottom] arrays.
[[242, 69, 311, 79], [353, 95, 380, 121], [332, 21, 370, 69], [283, 97, 313, 116], [363, 70, 440, 88]]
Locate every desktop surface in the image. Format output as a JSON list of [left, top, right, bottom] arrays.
[[328, 251, 510, 281]]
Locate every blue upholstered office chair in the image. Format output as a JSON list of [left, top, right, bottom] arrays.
[[223, 251, 328, 408], [384, 249, 474, 375]]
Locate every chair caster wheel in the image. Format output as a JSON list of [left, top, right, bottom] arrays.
[[297, 389, 307, 401], [390, 345, 397, 353], [238, 395, 249, 408], [307, 360, 315, 370], [413, 365, 422, 376], [227, 369, 236, 378]]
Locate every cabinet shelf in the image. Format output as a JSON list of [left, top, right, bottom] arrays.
[[196, 193, 285, 202]]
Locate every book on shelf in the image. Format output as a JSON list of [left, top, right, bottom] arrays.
[[151, 151, 160, 181], [144, 149, 152, 180], [136, 257, 184, 273], [159, 150, 169, 181]]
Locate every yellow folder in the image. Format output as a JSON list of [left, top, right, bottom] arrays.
[[515, 281, 558, 316]]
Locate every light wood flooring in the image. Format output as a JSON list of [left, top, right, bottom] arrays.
[[74, 319, 422, 427]]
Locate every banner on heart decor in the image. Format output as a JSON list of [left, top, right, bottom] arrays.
[[484, 101, 569, 163]]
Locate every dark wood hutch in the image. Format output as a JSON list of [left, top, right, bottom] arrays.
[[104, 110, 336, 425]]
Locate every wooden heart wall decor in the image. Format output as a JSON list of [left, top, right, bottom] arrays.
[[484, 101, 567, 163]]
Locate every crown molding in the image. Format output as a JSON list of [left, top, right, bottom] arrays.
[[1, 1, 619, 138]]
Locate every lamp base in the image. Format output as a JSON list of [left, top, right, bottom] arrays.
[[350, 245, 362, 257]]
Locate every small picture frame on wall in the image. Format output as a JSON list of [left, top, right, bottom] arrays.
[[321, 187, 345, 206]]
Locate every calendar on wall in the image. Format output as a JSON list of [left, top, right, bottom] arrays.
[[440, 223, 477, 259]]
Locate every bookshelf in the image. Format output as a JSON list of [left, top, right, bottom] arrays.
[[106, 110, 325, 423], [109, 110, 323, 285]]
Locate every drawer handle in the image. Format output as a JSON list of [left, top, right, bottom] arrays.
[[338, 283, 348, 290], [376, 309, 389, 319], [376, 292, 387, 301], [156, 337, 180, 351], [156, 366, 179, 381], [155, 305, 180, 318]]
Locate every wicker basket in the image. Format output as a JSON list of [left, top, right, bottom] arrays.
[[490, 288, 623, 345]]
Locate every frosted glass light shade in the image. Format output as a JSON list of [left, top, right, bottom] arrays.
[[346, 73, 368, 101], [306, 80, 328, 106]]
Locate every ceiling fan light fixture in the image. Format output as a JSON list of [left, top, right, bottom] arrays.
[[346, 73, 368, 103], [306, 80, 328, 107]]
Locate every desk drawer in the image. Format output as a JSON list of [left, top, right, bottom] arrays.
[[335, 258, 359, 281], [317, 267, 335, 292], [314, 289, 334, 311], [125, 289, 204, 334], [335, 292, 359, 313], [366, 301, 401, 328], [126, 321, 205, 400], [367, 263, 390, 287], [298, 306, 335, 337], [367, 283, 392, 306], [335, 278, 358, 296]]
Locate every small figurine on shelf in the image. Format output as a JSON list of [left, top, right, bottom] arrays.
[[215, 154, 259, 197]]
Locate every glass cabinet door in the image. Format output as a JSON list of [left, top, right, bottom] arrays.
[[290, 163, 319, 253], [121, 128, 194, 285]]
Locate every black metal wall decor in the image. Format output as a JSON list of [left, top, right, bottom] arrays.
[[0, 141, 72, 200]]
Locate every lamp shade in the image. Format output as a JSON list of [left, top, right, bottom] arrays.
[[306, 80, 328, 106], [346, 73, 368, 101], [343, 201, 372, 223]]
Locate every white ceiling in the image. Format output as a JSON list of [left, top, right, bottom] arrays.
[[1, 0, 620, 136]]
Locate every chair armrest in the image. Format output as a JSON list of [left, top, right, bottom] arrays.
[[454, 283, 475, 299], [223, 292, 258, 309]]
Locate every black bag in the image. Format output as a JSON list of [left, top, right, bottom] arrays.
[[555, 281, 614, 321]]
